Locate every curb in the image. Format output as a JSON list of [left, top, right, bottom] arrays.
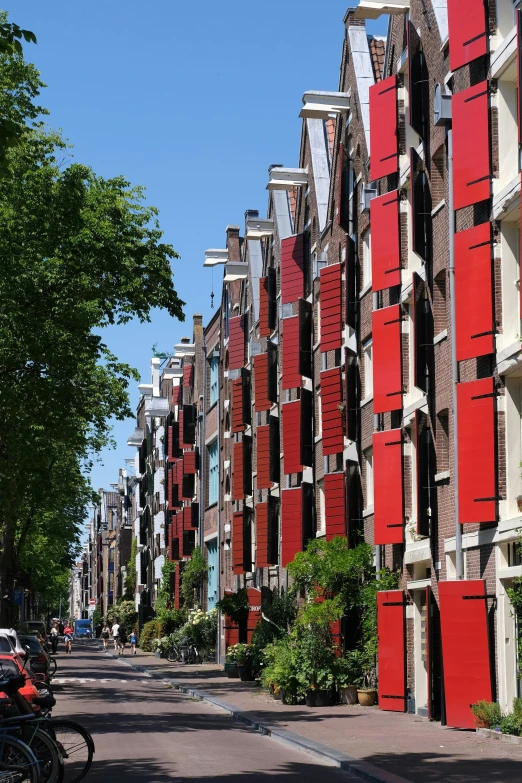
[[100, 646, 412, 783]]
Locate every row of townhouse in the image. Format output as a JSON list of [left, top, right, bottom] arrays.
[[120, 0, 522, 731], [78, 478, 133, 621]]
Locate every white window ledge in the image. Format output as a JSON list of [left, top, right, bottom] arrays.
[[407, 578, 431, 591], [433, 329, 447, 346], [363, 505, 374, 519], [434, 470, 450, 483], [491, 25, 517, 79], [360, 281, 372, 299], [360, 394, 374, 408]]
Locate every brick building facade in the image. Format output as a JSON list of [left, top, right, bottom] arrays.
[[97, 0, 522, 732]]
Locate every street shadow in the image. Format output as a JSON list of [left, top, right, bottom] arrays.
[[88, 758, 353, 782], [362, 749, 522, 783]]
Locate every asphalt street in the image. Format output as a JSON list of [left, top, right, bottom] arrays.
[[51, 641, 360, 782]]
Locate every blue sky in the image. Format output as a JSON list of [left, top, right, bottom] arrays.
[[14, 1, 387, 509]]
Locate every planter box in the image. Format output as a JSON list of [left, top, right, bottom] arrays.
[[305, 689, 333, 708], [237, 664, 254, 682], [477, 728, 522, 746], [154, 651, 165, 659], [357, 689, 377, 706], [224, 662, 239, 679], [338, 685, 358, 705]]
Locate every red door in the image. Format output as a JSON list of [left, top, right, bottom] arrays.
[[439, 580, 493, 729], [378, 591, 406, 712]]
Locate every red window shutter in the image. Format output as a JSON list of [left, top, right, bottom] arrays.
[[324, 472, 346, 540], [175, 458, 184, 487], [457, 377, 496, 524], [321, 368, 344, 456], [178, 409, 184, 448], [373, 429, 404, 545], [455, 223, 493, 361], [228, 315, 245, 370], [256, 425, 271, 490], [370, 191, 401, 291], [256, 501, 269, 569], [378, 591, 406, 712], [183, 450, 197, 475], [370, 75, 398, 181], [183, 362, 193, 389], [231, 378, 244, 433], [453, 81, 490, 211], [282, 400, 302, 475], [232, 441, 245, 501], [259, 277, 270, 338], [372, 305, 403, 415], [320, 263, 343, 352], [173, 383, 182, 407], [182, 505, 192, 531], [439, 580, 493, 728], [447, 0, 488, 72], [167, 425, 174, 460], [254, 353, 270, 412], [224, 615, 240, 649], [281, 316, 302, 390], [281, 235, 305, 304], [281, 487, 302, 567], [232, 511, 245, 575]]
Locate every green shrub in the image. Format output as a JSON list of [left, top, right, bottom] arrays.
[[512, 697, 522, 720], [500, 713, 522, 736], [156, 608, 187, 635], [184, 608, 217, 660], [471, 700, 502, 729], [140, 620, 163, 652]]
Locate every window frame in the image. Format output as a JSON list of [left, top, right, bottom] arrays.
[[208, 440, 219, 507], [209, 356, 219, 407]]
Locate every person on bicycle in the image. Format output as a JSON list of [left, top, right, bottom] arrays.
[[129, 629, 137, 655], [101, 623, 110, 650], [64, 623, 74, 654], [50, 623, 59, 654], [111, 621, 120, 652]]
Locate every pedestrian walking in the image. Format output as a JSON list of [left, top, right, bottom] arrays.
[[50, 623, 59, 654], [129, 629, 137, 655], [101, 623, 110, 651], [64, 623, 74, 654], [111, 621, 120, 652], [118, 626, 127, 655]]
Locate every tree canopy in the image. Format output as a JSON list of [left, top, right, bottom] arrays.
[[0, 13, 185, 621]]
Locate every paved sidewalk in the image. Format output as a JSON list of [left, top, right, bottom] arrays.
[[106, 645, 521, 783]]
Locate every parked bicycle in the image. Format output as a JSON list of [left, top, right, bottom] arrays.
[[0, 660, 94, 783], [167, 639, 199, 665]]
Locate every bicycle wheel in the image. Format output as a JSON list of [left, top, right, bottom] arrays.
[[44, 721, 93, 783], [24, 729, 61, 783], [166, 646, 180, 663], [48, 660, 57, 680], [0, 735, 39, 783]]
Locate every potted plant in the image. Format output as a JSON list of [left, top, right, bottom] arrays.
[[293, 600, 341, 708], [261, 638, 300, 703], [234, 643, 254, 681], [224, 644, 240, 678], [356, 644, 378, 706], [335, 651, 361, 705]]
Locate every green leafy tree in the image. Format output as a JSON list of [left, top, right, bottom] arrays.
[[155, 560, 176, 612], [0, 33, 185, 623], [180, 548, 208, 608], [123, 538, 138, 600]]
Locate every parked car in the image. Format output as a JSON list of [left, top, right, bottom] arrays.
[[23, 621, 46, 637], [0, 629, 26, 658], [18, 635, 50, 682]]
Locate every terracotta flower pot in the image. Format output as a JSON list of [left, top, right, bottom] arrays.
[[339, 685, 358, 705], [357, 689, 377, 706]]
